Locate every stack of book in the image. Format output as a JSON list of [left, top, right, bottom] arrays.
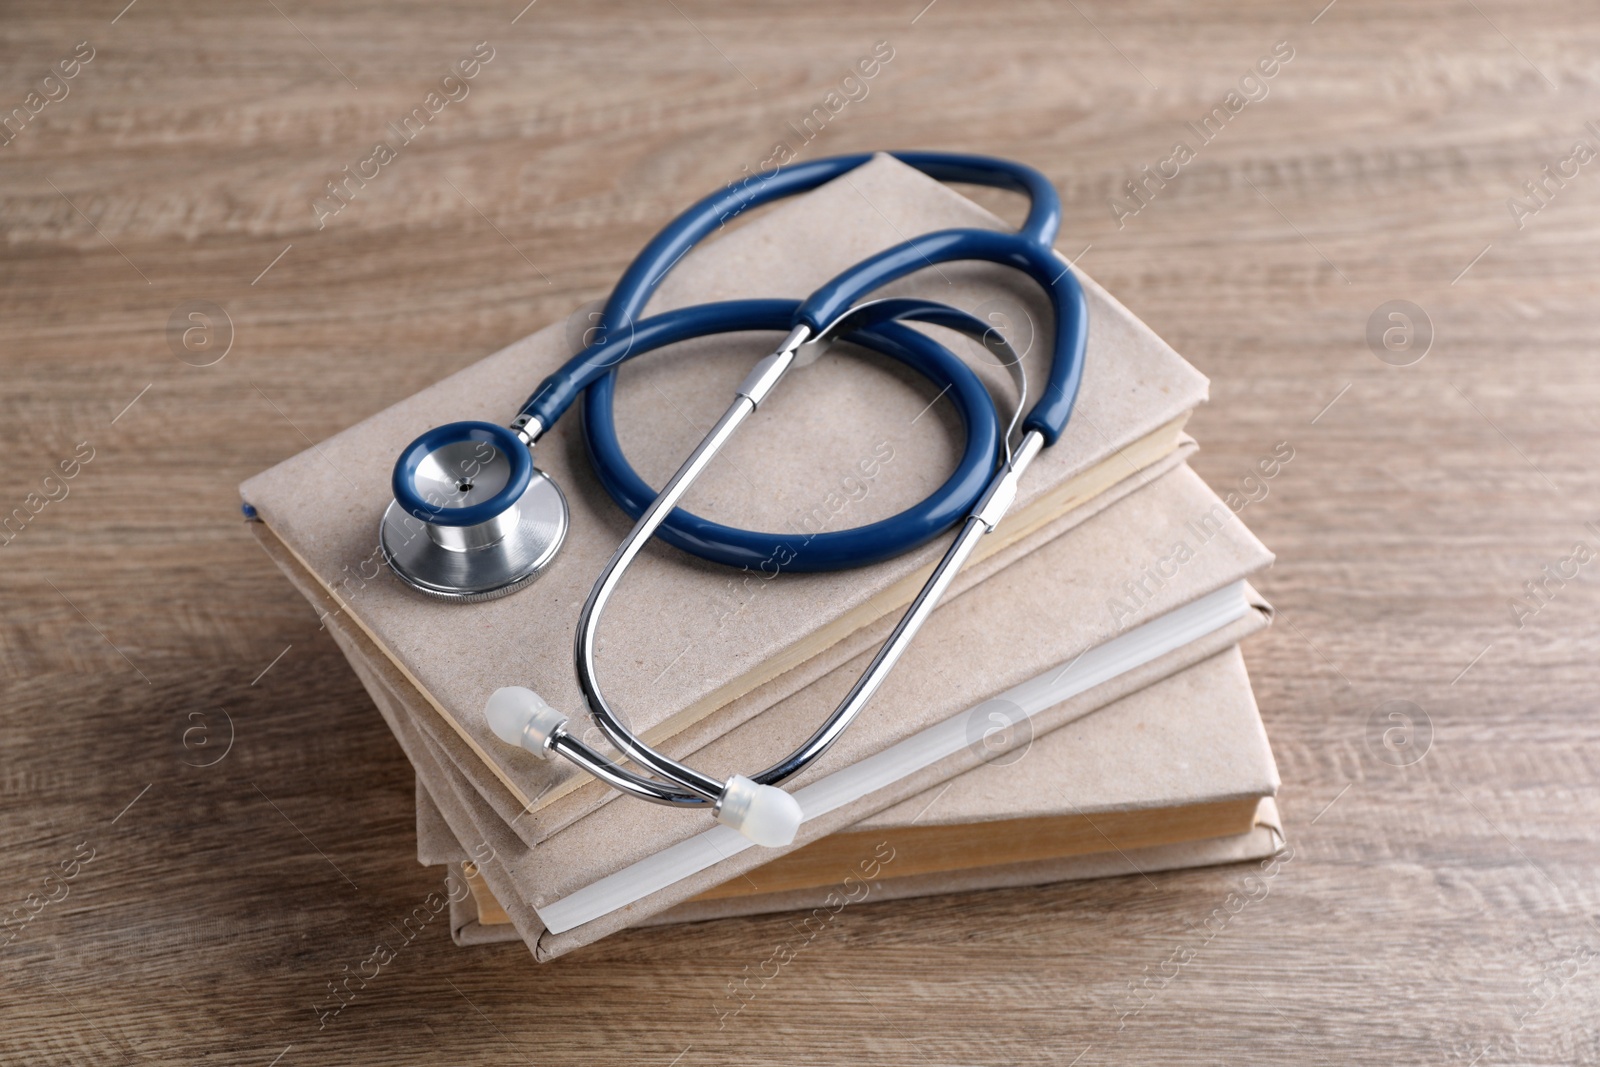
[[242, 155, 1282, 961]]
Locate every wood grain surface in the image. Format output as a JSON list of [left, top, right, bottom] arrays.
[[4, 1, 1600, 1063]]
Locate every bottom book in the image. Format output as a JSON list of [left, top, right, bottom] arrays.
[[423, 645, 1285, 947]]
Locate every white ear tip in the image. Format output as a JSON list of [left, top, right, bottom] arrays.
[[485, 686, 536, 744], [717, 775, 803, 847], [484, 687, 566, 756]]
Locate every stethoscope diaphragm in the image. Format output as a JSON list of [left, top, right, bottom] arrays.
[[380, 421, 568, 602]]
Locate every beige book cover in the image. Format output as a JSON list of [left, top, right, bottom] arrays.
[[438, 647, 1283, 946], [240, 153, 1209, 835], [264, 463, 1274, 959]]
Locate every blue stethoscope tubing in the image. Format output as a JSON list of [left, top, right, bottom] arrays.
[[516, 151, 1088, 572]]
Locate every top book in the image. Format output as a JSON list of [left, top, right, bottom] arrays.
[[240, 154, 1209, 819]]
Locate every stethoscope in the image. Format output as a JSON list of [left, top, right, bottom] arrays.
[[379, 152, 1087, 847]]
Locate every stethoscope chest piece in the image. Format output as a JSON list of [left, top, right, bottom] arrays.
[[380, 420, 568, 602]]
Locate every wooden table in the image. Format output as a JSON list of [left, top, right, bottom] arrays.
[[4, 1, 1598, 1063]]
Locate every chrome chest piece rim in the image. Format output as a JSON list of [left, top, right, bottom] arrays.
[[380, 421, 569, 602]]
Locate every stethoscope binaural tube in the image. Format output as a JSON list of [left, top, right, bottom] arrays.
[[388, 151, 1090, 846]]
